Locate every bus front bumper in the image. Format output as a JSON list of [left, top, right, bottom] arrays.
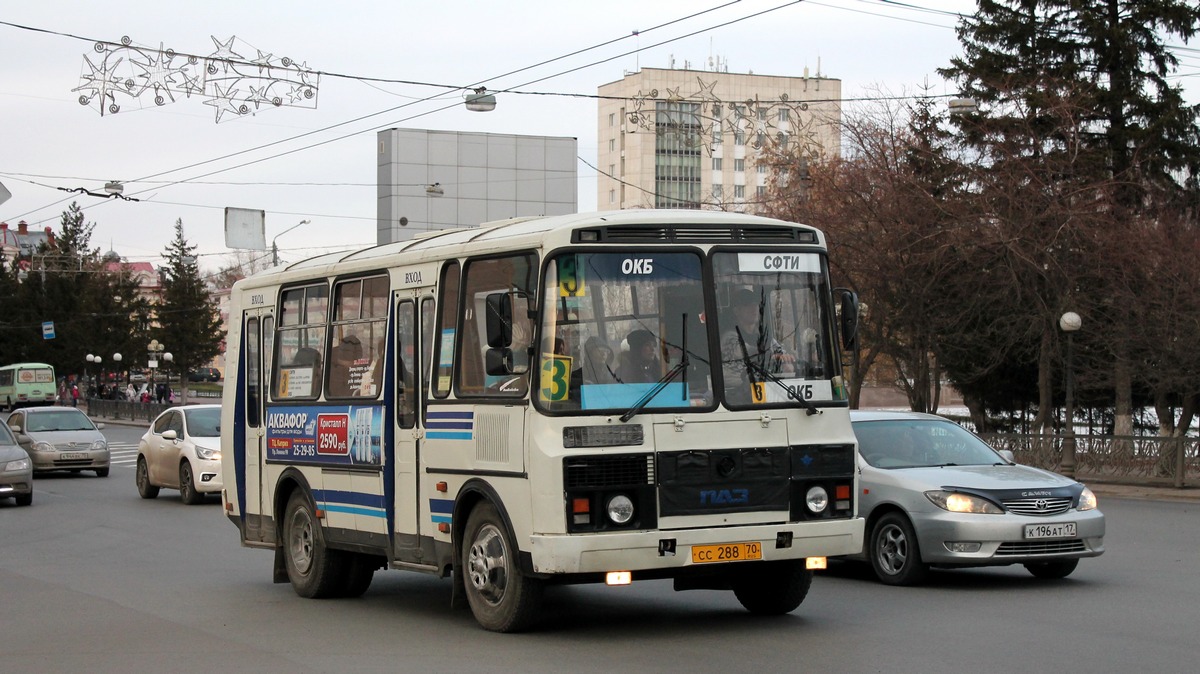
[[528, 518, 863, 575]]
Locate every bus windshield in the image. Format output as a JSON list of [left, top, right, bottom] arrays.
[[537, 251, 711, 412], [713, 250, 839, 408]]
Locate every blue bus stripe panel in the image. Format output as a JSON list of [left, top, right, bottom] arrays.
[[430, 498, 454, 524], [313, 489, 385, 509], [426, 410, 473, 440]]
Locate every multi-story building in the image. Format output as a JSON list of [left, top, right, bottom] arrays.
[[597, 67, 841, 212]]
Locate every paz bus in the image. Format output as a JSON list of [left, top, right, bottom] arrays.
[[221, 210, 864, 632], [0, 362, 57, 411]]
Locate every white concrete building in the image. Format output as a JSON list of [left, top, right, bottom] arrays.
[[376, 128, 578, 243], [597, 68, 841, 212]]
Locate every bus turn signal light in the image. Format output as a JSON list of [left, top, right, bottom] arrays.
[[806, 557, 827, 570]]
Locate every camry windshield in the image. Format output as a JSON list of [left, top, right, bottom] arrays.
[[712, 251, 838, 408], [537, 252, 711, 413], [855, 420, 1004, 469]]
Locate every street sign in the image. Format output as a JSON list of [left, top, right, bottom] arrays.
[[42, 321, 55, 339]]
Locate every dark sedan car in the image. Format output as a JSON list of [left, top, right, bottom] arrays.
[[849, 411, 1105, 585], [188, 368, 221, 383]]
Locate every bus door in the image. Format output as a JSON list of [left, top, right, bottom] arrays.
[[241, 309, 274, 543], [390, 292, 428, 563]]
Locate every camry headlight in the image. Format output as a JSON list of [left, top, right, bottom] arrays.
[[32, 441, 54, 453], [91, 439, 108, 451], [195, 446, 221, 461], [1077, 487, 1098, 511], [925, 490, 1003, 514], [4, 457, 30, 472]]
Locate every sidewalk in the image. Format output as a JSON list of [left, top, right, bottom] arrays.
[[1086, 482, 1200, 503]]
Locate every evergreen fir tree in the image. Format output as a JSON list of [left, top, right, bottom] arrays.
[[155, 219, 223, 398]]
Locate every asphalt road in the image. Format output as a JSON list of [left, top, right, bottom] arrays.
[[1, 422, 1197, 673]]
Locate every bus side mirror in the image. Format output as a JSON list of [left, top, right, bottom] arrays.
[[485, 292, 513, 348], [838, 289, 859, 350], [485, 347, 514, 376]]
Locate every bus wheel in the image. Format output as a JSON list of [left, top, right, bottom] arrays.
[[732, 560, 812, 615], [283, 491, 345, 598], [461, 502, 542, 632]]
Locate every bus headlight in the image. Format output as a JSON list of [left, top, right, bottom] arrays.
[[805, 486, 829, 513], [606, 494, 635, 525]]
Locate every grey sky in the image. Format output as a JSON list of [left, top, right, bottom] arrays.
[[1, 1, 1195, 272]]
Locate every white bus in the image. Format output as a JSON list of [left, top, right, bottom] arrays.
[[221, 210, 864, 631]]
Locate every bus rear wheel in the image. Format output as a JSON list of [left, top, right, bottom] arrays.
[[283, 491, 345, 598], [461, 502, 542, 632]]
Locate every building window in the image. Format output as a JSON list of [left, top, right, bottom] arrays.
[[757, 164, 767, 174], [608, 138, 615, 152], [712, 184, 723, 199], [779, 108, 790, 122], [734, 184, 745, 199], [609, 112, 615, 127], [654, 101, 702, 209], [757, 185, 766, 198], [734, 131, 745, 146], [756, 132, 765, 147], [609, 189, 616, 204], [712, 104, 722, 119], [712, 157, 723, 170], [757, 107, 767, 121], [609, 164, 615, 178], [734, 158, 745, 172]]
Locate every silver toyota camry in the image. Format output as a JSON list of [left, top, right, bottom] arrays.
[[849, 410, 1104, 585]]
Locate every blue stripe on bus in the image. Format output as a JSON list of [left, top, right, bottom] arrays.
[[426, 421, 473, 430], [427, 407, 472, 417], [427, 431, 473, 440], [321, 504, 387, 519], [430, 498, 454, 514], [312, 489, 385, 509], [432, 514, 452, 523]]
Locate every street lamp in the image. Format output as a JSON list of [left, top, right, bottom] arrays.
[[1059, 311, 1082, 478], [272, 219, 311, 266], [464, 87, 497, 112], [113, 353, 122, 384], [148, 340, 173, 379]]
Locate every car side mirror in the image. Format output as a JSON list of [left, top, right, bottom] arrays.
[[8, 425, 21, 434], [999, 449, 1015, 464], [95, 422, 106, 430], [162, 429, 178, 440]]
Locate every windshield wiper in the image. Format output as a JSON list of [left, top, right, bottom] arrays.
[[736, 327, 821, 416], [620, 315, 690, 423]]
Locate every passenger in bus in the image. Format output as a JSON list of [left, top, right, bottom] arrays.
[[722, 287, 795, 403], [329, 334, 363, 397], [581, 336, 618, 384], [289, 347, 322, 398], [617, 329, 661, 384]]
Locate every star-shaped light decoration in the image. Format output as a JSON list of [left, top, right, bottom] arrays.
[[252, 49, 274, 75], [209, 35, 243, 61]]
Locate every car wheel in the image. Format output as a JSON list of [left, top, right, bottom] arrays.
[[16, 492, 32, 506], [283, 491, 345, 598], [179, 461, 203, 505], [869, 512, 928, 586], [95, 467, 110, 478], [1024, 559, 1079, 579], [732, 560, 812, 614], [136, 458, 159, 499], [461, 501, 542, 632]]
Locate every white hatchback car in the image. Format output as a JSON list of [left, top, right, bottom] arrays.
[[136, 404, 222, 505]]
